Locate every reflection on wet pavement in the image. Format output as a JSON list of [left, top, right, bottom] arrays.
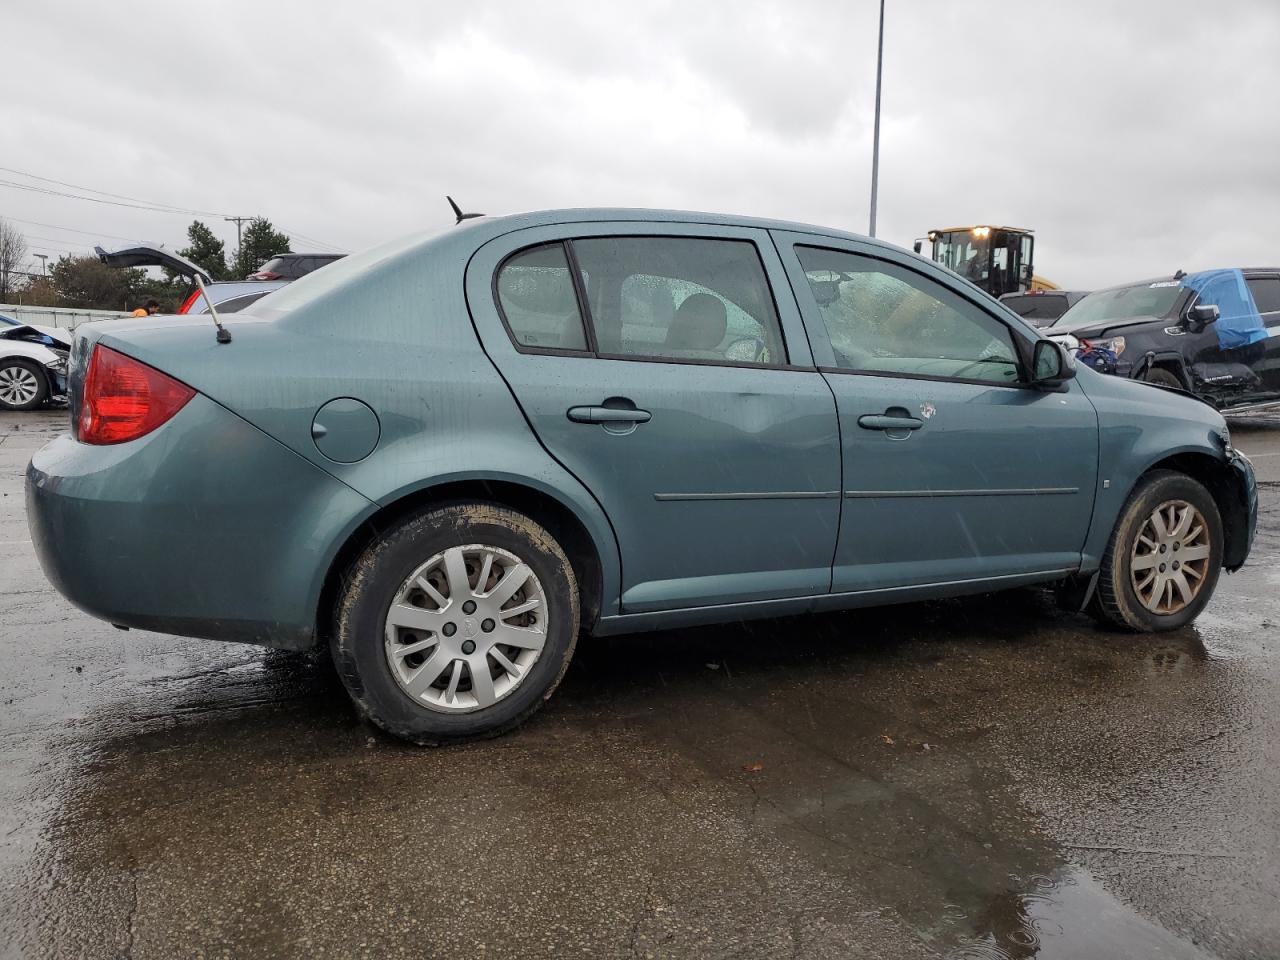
[[1, 409, 1278, 958]]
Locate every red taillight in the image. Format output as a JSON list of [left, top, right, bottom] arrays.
[[78, 345, 196, 445], [176, 289, 201, 314]]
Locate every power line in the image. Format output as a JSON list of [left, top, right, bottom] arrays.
[[275, 223, 346, 253], [0, 177, 227, 217], [0, 215, 140, 243], [24, 234, 96, 249], [1, 165, 345, 252], [0, 164, 230, 217]]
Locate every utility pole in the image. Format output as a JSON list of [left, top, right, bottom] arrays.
[[34, 254, 48, 275], [224, 215, 251, 262], [868, 0, 886, 238]]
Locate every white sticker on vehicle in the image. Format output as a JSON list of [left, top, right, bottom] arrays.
[[1149, 281, 1181, 288]]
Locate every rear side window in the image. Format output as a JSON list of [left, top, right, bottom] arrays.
[[496, 243, 589, 352], [1002, 294, 1067, 321], [570, 237, 785, 365], [796, 245, 1020, 384], [1247, 277, 1280, 314]]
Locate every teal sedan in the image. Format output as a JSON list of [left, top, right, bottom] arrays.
[[26, 209, 1257, 743]]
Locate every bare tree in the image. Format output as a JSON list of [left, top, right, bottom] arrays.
[[0, 218, 27, 301]]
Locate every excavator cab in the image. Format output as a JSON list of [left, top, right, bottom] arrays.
[[914, 226, 1038, 297]]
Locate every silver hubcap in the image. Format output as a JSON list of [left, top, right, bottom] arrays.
[[1130, 500, 1212, 615], [384, 544, 547, 713], [0, 365, 39, 406]]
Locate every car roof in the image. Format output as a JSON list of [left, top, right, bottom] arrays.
[[1089, 269, 1280, 296], [455, 207, 923, 259]]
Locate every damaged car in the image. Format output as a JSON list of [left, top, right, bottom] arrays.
[[0, 322, 71, 411], [94, 244, 287, 315], [1048, 269, 1280, 410], [28, 209, 1258, 744]]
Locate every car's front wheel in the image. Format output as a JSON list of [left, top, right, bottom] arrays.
[[0, 359, 49, 411], [1144, 368, 1183, 390], [332, 502, 580, 744], [1090, 470, 1222, 631]]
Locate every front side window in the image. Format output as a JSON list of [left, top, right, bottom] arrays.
[[496, 243, 589, 351], [796, 245, 1021, 384], [571, 237, 785, 365]]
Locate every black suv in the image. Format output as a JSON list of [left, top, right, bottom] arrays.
[[1047, 269, 1280, 410], [248, 253, 345, 281]]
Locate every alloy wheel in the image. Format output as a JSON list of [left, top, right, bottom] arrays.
[[384, 544, 548, 713], [1130, 500, 1212, 615], [0, 365, 40, 407]]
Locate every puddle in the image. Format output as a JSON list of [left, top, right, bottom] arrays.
[[940, 868, 1213, 959]]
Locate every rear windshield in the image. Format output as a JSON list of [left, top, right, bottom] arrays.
[[251, 229, 446, 316], [1002, 294, 1068, 323], [256, 257, 292, 274], [1051, 282, 1182, 331]]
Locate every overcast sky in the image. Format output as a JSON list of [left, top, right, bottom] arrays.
[[2, 0, 1278, 288]]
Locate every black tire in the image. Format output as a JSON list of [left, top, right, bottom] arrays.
[[1090, 470, 1223, 632], [332, 502, 579, 745], [1145, 368, 1183, 390], [0, 359, 50, 411]]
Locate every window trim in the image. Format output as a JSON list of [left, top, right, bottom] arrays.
[[817, 365, 1034, 391], [793, 243, 1033, 386], [491, 234, 796, 370]]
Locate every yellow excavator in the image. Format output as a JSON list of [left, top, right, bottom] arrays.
[[914, 226, 1059, 297]]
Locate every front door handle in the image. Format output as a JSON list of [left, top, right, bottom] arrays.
[[857, 414, 923, 431], [567, 405, 653, 425]]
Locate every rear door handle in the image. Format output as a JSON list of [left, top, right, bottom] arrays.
[[857, 414, 923, 431], [567, 405, 653, 424]]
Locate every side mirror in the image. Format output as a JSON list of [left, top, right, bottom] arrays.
[[1031, 339, 1076, 389], [1185, 303, 1219, 332], [912, 240, 923, 255]]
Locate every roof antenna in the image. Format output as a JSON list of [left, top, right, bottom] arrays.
[[193, 273, 232, 344], [447, 196, 483, 225], [1174, 269, 1186, 280]]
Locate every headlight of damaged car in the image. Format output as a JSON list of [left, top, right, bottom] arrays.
[[44, 355, 68, 372], [1080, 336, 1125, 356]]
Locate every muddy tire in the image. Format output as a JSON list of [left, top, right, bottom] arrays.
[[1144, 368, 1182, 390], [1090, 470, 1222, 632], [332, 502, 579, 745]]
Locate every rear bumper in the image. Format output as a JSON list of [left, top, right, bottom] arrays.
[[26, 394, 373, 649]]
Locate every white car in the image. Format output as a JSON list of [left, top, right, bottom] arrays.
[[0, 317, 71, 411]]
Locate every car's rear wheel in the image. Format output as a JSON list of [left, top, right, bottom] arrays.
[[332, 502, 579, 744], [1090, 470, 1222, 631], [0, 359, 48, 411]]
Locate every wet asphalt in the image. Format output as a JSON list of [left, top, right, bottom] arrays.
[[1, 408, 1278, 960]]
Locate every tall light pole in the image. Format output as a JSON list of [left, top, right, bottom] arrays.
[[868, 0, 886, 238], [34, 254, 48, 275]]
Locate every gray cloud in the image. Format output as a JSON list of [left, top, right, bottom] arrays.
[[2, 0, 1277, 288]]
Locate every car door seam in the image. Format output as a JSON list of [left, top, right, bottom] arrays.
[[461, 240, 627, 614]]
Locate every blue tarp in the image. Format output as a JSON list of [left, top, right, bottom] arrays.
[[1181, 269, 1267, 350]]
